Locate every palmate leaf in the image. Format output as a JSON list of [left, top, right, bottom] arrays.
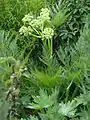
[[58, 92, 90, 118], [38, 93, 87, 119], [26, 89, 57, 110], [58, 100, 77, 117], [58, 101, 78, 118], [22, 90, 90, 119]]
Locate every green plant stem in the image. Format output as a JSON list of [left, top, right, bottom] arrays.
[[65, 88, 69, 102], [71, 85, 79, 100], [51, 39, 53, 57], [31, 33, 41, 38], [65, 80, 73, 102]]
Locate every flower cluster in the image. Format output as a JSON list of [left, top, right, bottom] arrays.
[[30, 18, 41, 28], [22, 14, 33, 24], [40, 8, 50, 23], [42, 28, 54, 40], [19, 26, 28, 36], [19, 8, 54, 40], [19, 26, 33, 36]]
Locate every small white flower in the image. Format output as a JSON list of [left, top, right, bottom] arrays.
[[24, 67, 27, 71], [10, 74, 16, 79], [20, 68, 24, 72]]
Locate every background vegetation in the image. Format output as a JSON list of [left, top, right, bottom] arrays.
[[0, 0, 90, 120]]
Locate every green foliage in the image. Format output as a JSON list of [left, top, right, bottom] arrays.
[[0, 30, 19, 57], [54, 0, 90, 47], [0, 0, 52, 31], [0, 0, 90, 120], [20, 89, 90, 120], [19, 15, 90, 104], [51, 0, 69, 28], [26, 89, 57, 110], [0, 101, 9, 120]]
